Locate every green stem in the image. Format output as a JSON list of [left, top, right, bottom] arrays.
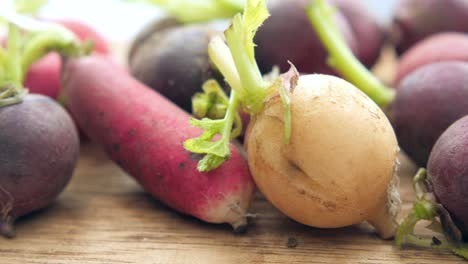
[[224, 90, 241, 139], [306, 0, 394, 108], [208, 37, 242, 93], [0, 24, 26, 107], [0, 47, 7, 77], [396, 168, 468, 260], [0, 14, 89, 108], [225, 16, 267, 113], [20, 31, 84, 82], [6, 24, 22, 87], [138, 0, 244, 23]]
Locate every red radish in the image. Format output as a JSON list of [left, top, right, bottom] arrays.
[[25, 19, 109, 99], [395, 32, 468, 85], [0, 20, 84, 238], [24, 54, 61, 98], [61, 56, 255, 230]]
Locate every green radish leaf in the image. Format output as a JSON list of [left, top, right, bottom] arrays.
[[14, 0, 49, 14], [183, 89, 242, 172], [241, 0, 269, 63], [395, 168, 468, 260], [124, 0, 244, 23], [278, 64, 299, 144], [192, 79, 230, 120], [184, 0, 271, 172]]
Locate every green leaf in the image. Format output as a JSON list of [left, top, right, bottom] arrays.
[[223, 0, 269, 113], [125, 0, 244, 23], [192, 79, 229, 120], [184, 0, 271, 171], [395, 168, 468, 260], [14, 0, 49, 14], [242, 0, 269, 63], [183, 90, 241, 172]]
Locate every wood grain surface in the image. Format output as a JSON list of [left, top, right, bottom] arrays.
[[0, 46, 465, 264], [0, 144, 464, 264]]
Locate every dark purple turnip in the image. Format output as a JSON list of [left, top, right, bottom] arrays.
[[392, 0, 468, 54], [389, 61, 468, 166], [428, 115, 468, 239], [0, 94, 79, 238], [128, 17, 223, 112], [255, 0, 359, 75], [0, 18, 85, 238]]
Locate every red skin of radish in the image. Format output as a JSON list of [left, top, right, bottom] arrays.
[[428, 115, 468, 240], [389, 61, 468, 167], [0, 94, 79, 238], [395, 33, 468, 85], [61, 56, 255, 230], [25, 19, 109, 99]]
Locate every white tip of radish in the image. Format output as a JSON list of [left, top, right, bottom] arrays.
[[202, 186, 254, 232], [368, 157, 402, 239]]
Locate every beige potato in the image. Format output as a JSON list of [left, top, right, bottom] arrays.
[[245, 74, 400, 238]]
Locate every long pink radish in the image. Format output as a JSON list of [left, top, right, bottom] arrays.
[[62, 56, 254, 230]]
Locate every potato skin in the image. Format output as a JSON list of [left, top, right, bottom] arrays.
[[0, 94, 79, 222], [389, 61, 468, 166], [129, 18, 222, 112], [395, 33, 468, 85], [245, 75, 398, 228], [428, 115, 468, 239], [392, 0, 468, 54], [254, 0, 359, 75]]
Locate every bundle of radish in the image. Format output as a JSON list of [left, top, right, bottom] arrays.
[[184, 0, 400, 238], [62, 58, 254, 229], [309, 0, 468, 259], [395, 116, 468, 259], [0, 14, 86, 237], [308, 0, 468, 167]]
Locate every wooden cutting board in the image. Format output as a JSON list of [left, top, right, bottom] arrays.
[[0, 46, 465, 264]]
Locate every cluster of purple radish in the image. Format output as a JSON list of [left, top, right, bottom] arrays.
[[128, 0, 468, 258], [2, 0, 468, 260]]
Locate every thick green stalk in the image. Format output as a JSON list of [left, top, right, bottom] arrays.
[[306, 0, 394, 108], [0, 13, 89, 108], [130, 0, 244, 23], [225, 25, 266, 113], [184, 0, 271, 172], [20, 31, 87, 82]]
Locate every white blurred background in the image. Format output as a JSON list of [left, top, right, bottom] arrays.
[[35, 0, 399, 42]]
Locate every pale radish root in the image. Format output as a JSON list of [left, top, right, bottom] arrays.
[[246, 75, 400, 238]]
